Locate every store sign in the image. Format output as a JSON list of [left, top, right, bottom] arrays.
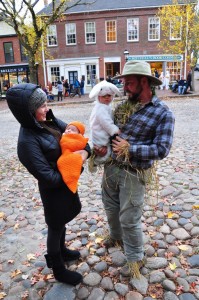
[[0, 67, 27, 73], [128, 55, 183, 61]]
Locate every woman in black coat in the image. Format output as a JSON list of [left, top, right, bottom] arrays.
[[6, 83, 91, 286]]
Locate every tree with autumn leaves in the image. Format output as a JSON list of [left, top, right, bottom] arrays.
[[157, 0, 199, 90], [0, 0, 90, 84]]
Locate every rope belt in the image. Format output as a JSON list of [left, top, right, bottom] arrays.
[[106, 160, 141, 173]]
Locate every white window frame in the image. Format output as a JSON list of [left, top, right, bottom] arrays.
[[50, 66, 60, 85], [148, 17, 160, 41], [127, 18, 139, 42], [170, 17, 182, 40], [85, 22, 96, 44], [66, 23, 77, 45], [86, 64, 96, 86], [105, 20, 117, 43], [47, 25, 58, 47]]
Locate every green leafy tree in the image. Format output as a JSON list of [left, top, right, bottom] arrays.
[[0, 0, 91, 84], [157, 0, 199, 90]]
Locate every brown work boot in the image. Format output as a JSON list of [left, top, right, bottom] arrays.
[[103, 237, 123, 248]]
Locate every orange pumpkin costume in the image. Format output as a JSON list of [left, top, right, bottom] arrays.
[[57, 122, 88, 193]]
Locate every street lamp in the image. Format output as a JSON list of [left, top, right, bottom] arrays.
[[123, 49, 129, 62], [35, 62, 39, 85], [123, 50, 129, 96]]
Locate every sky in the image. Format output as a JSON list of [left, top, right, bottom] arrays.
[[34, 0, 45, 13]]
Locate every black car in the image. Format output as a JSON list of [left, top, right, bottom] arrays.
[[194, 64, 199, 71]]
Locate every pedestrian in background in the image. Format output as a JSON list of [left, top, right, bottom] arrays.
[[186, 70, 192, 91], [80, 77, 85, 95], [63, 79, 69, 97], [57, 80, 63, 101], [6, 83, 91, 286], [94, 61, 175, 278], [73, 77, 81, 98], [178, 76, 187, 94]]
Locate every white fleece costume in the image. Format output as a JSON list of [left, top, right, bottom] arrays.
[[89, 80, 121, 164]]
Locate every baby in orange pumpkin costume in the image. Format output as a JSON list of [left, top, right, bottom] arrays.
[[57, 121, 88, 193]]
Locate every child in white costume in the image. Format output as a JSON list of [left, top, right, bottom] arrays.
[[89, 80, 121, 165]]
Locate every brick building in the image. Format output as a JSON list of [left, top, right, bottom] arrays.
[[39, 0, 194, 93], [0, 21, 29, 98], [0, 1, 195, 94]]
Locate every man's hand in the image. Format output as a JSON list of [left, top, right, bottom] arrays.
[[112, 136, 130, 156], [74, 150, 88, 163], [93, 145, 107, 157]]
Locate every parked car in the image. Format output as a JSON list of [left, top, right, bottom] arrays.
[[194, 64, 199, 71]]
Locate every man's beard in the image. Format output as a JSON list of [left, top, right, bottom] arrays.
[[126, 87, 143, 104]]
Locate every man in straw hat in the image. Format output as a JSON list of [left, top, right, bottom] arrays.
[[96, 60, 175, 278]]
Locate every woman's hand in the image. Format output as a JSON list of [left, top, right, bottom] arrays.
[[74, 150, 88, 163], [93, 145, 107, 157], [112, 136, 130, 156]]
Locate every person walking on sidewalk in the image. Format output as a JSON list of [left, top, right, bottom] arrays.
[[80, 77, 85, 95], [73, 77, 81, 98], [6, 83, 91, 286], [95, 60, 175, 278], [57, 80, 63, 101]]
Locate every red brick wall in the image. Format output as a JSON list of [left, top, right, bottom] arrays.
[[47, 7, 162, 60], [0, 36, 22, 64]]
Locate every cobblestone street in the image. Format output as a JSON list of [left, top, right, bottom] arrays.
[[0, 96, 199, 300]]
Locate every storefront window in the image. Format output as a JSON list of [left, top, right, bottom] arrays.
[[0, 74, 10, 96], [0, 67, 29, 97], [167, 62, 181, 81]]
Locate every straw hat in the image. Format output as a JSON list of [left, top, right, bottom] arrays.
[[113, 61, 162, 86]]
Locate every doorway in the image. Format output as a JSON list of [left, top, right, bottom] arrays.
[[105, 62, 120, 78], [68, 71, 78, 85]]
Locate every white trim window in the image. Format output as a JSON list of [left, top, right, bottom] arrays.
[[127, 18, 139, 42], [148, 17, 160, 41], [85, 22, 96, 44], [106, 20, 117, 43], [47, 25, 57, 46], [50, 67, 60, 85], [170, 17, 182, 40], [66, 23, 76, 45], [86, 65, 96, 86]]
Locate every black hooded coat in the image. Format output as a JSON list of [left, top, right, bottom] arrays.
[[6, 83, 90, 229]]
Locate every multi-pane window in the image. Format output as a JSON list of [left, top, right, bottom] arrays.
[[47, 25, 58, 46], [50, 67, 60, 85], [170, 17, 182, 40], [86, 65, 96, 87], [66, 23, 76, 45], [4, 42, 14, 63], [106, 20, 117, 42], [20, 44, 28, 62], [148, 17, 160, 41], [85, 22, 96, 44], [167, 62, 181, 81], [127, 18, 139, 41]]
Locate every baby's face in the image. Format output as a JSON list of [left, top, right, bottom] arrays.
[[64, 125, 79, 134], [98, 94, 113, 105]]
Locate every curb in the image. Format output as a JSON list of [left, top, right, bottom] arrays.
[[47, 92, 199, 107]]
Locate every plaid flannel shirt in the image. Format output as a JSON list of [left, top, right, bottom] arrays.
[[112, 96, 175, 169]]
